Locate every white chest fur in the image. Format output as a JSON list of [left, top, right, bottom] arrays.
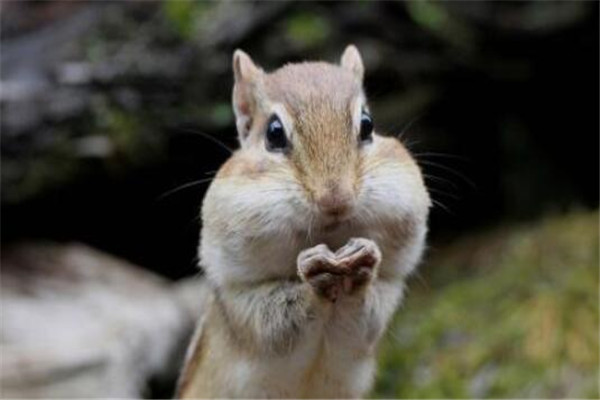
[[219, 297, 381, 398]]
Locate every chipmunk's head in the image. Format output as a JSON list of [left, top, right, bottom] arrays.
[[205, 45, 428, 243], [230, 46, 372, 223]]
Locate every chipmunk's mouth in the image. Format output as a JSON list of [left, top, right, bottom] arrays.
[[323, 220, 343, 231], [308, 216, 362, 251], [307, 200, 358, 237], [318, 213, 355, 232]]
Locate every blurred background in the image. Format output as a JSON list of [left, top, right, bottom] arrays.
[[1, 1, 598, 398]]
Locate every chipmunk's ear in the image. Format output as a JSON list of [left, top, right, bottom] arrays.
[[232, 49, 263, 142], [340, 44, 364, 81]]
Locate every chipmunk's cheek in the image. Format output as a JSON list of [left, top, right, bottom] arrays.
[[358, 171, 405, 219]]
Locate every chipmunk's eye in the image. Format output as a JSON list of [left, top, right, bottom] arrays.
[[359, 110, 373, 143], [265, 115, 288, 152]]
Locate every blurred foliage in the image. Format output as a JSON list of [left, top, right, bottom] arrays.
[[1, 135, 80, 203], [163, 0, 209, 39], [91, 95, 164, 168], [285, 12, 330, 49], [406, 1, 475, 52], [373, 211, 599, 398]]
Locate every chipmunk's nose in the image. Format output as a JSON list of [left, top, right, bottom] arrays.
[[315, 181, 354, 218]]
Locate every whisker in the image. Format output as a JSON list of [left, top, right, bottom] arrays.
[[423, 173, 460, 190], [156, 177, 215, 201], [428, 187, 460, 200], [179, 128, 234, 154], [401, 138, 422, 152], [307, 213, 314, 244], [413, 152, 471, 162], [431, 198, 454, 215], [395, 113, 424, 142], [361, 159, 413, 175], [417, 160, 476, 188]]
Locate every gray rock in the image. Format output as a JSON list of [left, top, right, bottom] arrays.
[[0, 242, 206, 398]]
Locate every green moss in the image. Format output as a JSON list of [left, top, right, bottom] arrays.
[[92, 96, 163, 167], [406, 1, 475, 52], [372, 211, 599, 398], [285, 12, 330, 48], [210, 103, 234, 128], [163, 1, 211, 39]]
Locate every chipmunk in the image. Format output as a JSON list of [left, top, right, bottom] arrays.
[[176, 45, 430, 398]]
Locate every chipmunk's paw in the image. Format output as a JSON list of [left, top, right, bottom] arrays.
[[335, 238, 381, 294], [297, 239, 382, 301], [297, 244, 343, 302]]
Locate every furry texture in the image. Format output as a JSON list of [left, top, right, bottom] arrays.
[[177, 46, 430, 398]]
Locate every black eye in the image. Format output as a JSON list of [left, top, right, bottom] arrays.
[[265, 115, 288, 152], [359, 111, 373, 143]]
